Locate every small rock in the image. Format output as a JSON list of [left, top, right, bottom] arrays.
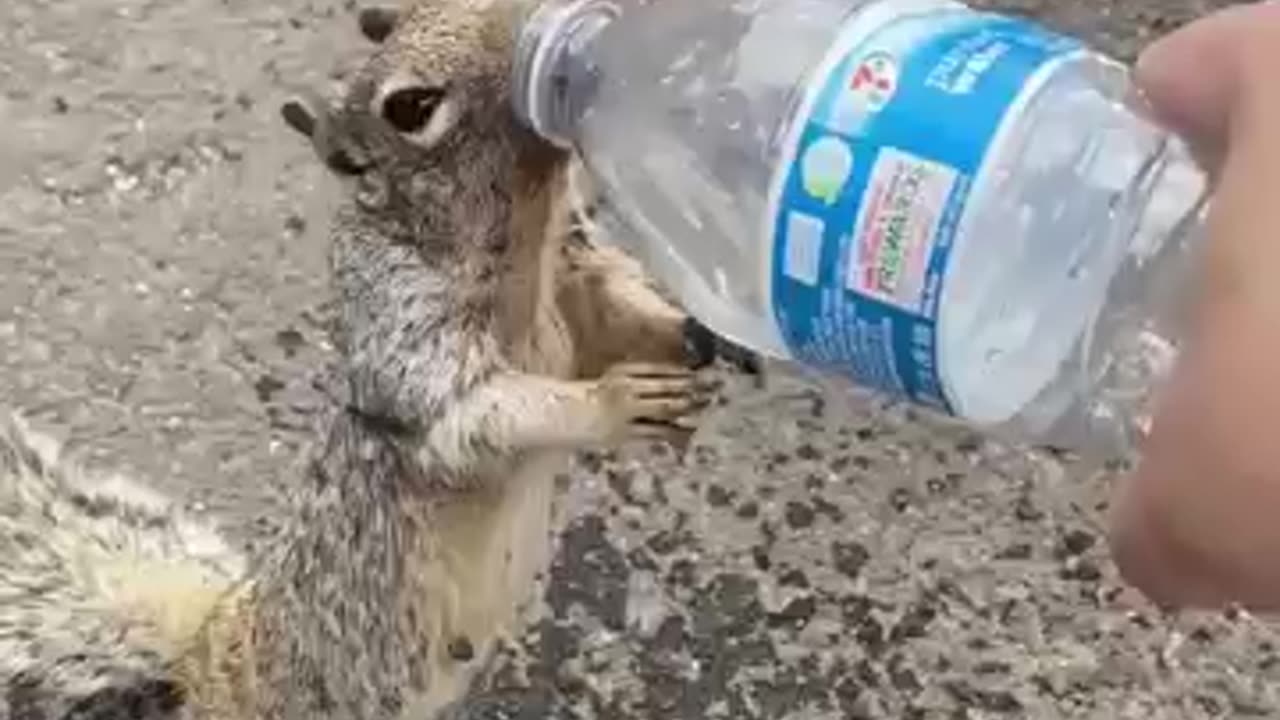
[[942, 681, 1022, 713], [767, 595, 817, 630], [666, 559, 697, 589], [832, 541, 871, 580], [578, 450, 606, 473], [751, 544, 771, 572], [996, 543, 1033, 561], [605, 467, 634, 503], [627, 547, 658, 572], [839, 595, 874, 625], [284, 213, 307, 235], [926, 472, 964, 495], [784, 501, 816, 529], [630, 471, 656, 504], [887, 656, 922, 693], [796, 443, 822, 461], [645, 530, 682, 556], [706, 483, 734, 508], [890, 598, 938, 642], [651, 614, 686, 653], [1057, 528, 1097, 557], [854, 615, 885, 655], [832, 675, 863, 715], [1014, 495, 1044, 522], [812, 496, 845, 522], [778, 568, 810, 589], [889, 488, 913, 513], [275, 327, 306, 357], [1060, 558, 1103, 583], [253, 374, 286, 403]]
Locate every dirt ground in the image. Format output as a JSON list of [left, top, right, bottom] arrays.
[[2, 0, 1277, 718]]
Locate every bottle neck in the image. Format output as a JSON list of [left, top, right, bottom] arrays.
[[511, 0, 620, 148]]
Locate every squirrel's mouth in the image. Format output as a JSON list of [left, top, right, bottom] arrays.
[[325, 150, 370, 177]]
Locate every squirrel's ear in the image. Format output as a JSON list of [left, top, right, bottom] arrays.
[[280, 99, 317, 139], [358, 6, 400, 43]]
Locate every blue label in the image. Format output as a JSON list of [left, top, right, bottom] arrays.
[[769, 8, 1082, 414]]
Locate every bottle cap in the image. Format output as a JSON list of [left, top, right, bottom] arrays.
[[512, 0, 621, 147]]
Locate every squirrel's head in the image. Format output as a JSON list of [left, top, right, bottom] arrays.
[[281, 1, 565, 227]]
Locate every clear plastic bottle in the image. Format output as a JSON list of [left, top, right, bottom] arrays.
[[512, 0, 1210, 458]]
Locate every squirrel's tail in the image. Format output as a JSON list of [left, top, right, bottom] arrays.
[[0, 411, 244, 718]]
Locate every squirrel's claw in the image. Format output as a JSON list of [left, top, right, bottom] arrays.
[[681, 317, 764, 377]]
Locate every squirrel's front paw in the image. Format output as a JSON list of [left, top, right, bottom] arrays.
[[593, 362, 716, 445]]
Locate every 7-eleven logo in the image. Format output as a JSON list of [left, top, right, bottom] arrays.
[[849, 51, 898, 112]]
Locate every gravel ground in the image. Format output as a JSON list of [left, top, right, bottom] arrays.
[[3, 0, 1278, 718]]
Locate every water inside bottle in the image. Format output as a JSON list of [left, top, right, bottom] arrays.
[[528, 0, 1207, 450], [936, 53, 1166, 426], [571, 0, 857, 356]]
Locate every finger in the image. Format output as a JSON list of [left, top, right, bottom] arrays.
[[613, 363, 695, 380], [632, 377, 700, 400], [632, 377, 721, 401], [636, 393, 713, 419], [1134, 2, 1280, 172]]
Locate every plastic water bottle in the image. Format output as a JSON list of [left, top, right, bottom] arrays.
[[511, 0, 1210, 458]]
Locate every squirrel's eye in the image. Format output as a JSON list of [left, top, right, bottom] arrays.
[[380, 86, 446, 135]]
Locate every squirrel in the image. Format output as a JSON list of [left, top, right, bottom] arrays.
[[0, 1, 759, 718]]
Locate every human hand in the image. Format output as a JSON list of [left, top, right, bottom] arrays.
[[1108, 1, 1280, 611]]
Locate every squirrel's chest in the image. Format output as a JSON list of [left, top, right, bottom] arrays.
[[512, 305, 575, 378], [494, 249, 577, 379]]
